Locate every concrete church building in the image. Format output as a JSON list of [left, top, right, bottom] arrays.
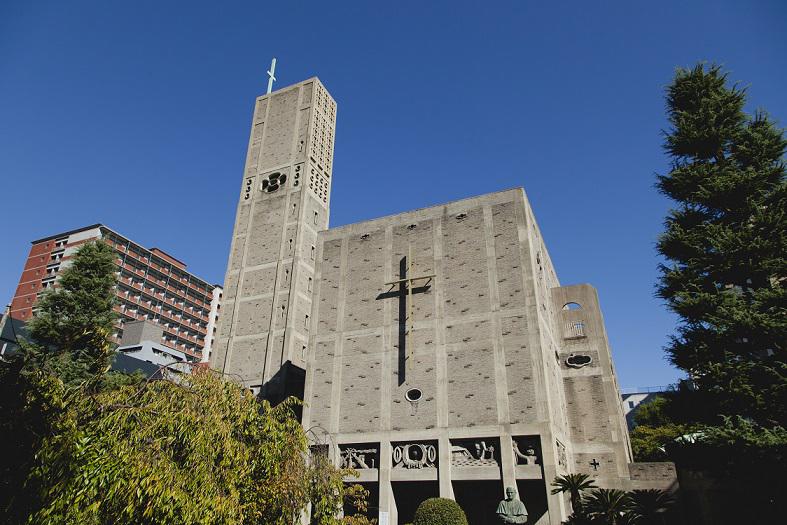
[[211, 76, 676, 524]]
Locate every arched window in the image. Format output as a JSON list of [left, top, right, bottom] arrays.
[[562, 302, 582, 311]]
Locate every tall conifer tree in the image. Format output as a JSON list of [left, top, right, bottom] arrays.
[[657, 64, 786, 426], [23, 240, 118, 386]]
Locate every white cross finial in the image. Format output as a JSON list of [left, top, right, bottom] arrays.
[[266, 57, 277, 94]]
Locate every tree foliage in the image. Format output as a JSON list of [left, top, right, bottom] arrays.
[[550, 473, 597, 515], [0, 364, 68, 522], [629, 396, 694, 461], [1, 240, 124, 521], [582, 489, 630, 525], [627, 489, 675, 525], [557, 484, 676, 525], [412, 498, 468, 525], [656, 64, 787, 426], [667, 415, 787, 475], [0, 240, 363, 524], [666, 416, 787, 522], [22, 240, 119, 387], [26, 372, 339, 525]]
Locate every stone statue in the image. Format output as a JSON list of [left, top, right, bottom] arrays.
[[450, 441, 499, 467], [496, 486, 528, 524], [513, 441, 538, 465], [476, 441, 495, 460]]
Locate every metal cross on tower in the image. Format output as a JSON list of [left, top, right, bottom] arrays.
[[382, 245, 435, 372], [266, 58, 277, 94]]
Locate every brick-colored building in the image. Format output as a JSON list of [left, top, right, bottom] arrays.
[[8, 224, 222, 362]]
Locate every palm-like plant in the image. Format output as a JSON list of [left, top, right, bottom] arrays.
[[583, 489, 631, 525], [551, 473, 597, 514], [627, 489, 674, 524]]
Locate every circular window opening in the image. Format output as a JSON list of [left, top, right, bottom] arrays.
[[405, 388, 422, 402]]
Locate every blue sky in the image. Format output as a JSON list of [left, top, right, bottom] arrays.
[[1, 0, 784, 388]]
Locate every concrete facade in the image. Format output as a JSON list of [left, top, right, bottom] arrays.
[[215, 77, 677, 524], [210, 78, 336, 399], [300, 188, 666, 524]]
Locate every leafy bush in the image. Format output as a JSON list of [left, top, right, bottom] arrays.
[[412, 498, 468, 525]]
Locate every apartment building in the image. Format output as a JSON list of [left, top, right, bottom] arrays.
[[8, 224, 222, 362]]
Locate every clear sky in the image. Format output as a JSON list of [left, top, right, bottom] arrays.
[[1, 0, 784, 389]]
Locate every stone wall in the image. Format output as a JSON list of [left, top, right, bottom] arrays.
[[211, 78, 336, 392]]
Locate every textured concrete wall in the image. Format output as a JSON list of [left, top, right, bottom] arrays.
[[211, 78, 336, 390], [305, 190, 542, 436], [552, 284, 633, 486], [300, 187, 665, 524], [303, 189, 567, 523]]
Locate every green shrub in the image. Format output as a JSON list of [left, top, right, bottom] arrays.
[[412, 497, 468, 525]]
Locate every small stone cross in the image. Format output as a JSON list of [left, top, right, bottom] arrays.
[[589, 458, 600, 471]]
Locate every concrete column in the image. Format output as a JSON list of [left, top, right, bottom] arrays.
[[378, 440, 397, 525], [500, 433, 516, 495], [438, 434, 454, 499], [539, 434, 566, 525], [543, 462, 565, 525]]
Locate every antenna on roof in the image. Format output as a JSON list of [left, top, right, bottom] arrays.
[[266, 58, 277, 94]]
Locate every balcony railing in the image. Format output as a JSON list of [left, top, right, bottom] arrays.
[[564, 320, 587, 339]]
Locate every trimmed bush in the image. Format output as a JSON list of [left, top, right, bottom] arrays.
[[412, 497, 468, 525]]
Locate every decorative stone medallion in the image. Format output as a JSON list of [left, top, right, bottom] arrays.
[[392, 442, 437, 469]]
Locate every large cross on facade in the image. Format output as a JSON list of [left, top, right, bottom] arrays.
[[381, 245, 435, 377]]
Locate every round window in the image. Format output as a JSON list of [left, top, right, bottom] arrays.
[[405, 388, 422, 402]]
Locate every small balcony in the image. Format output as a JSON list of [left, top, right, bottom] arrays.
[[564, 320, 587, 339]]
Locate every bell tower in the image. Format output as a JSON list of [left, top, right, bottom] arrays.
[[211, 77, 337, 401]]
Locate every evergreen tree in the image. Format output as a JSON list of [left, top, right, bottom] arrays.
[[22, 240, 118, 386], [657, 64, 787, 426], [1, 240, 120, 519]]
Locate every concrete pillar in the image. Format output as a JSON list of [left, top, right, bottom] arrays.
[[378, 440, 397, 525], [500, 433, 517, 495], [539, 434, 566, 525], [438, 435, 454, 499]]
